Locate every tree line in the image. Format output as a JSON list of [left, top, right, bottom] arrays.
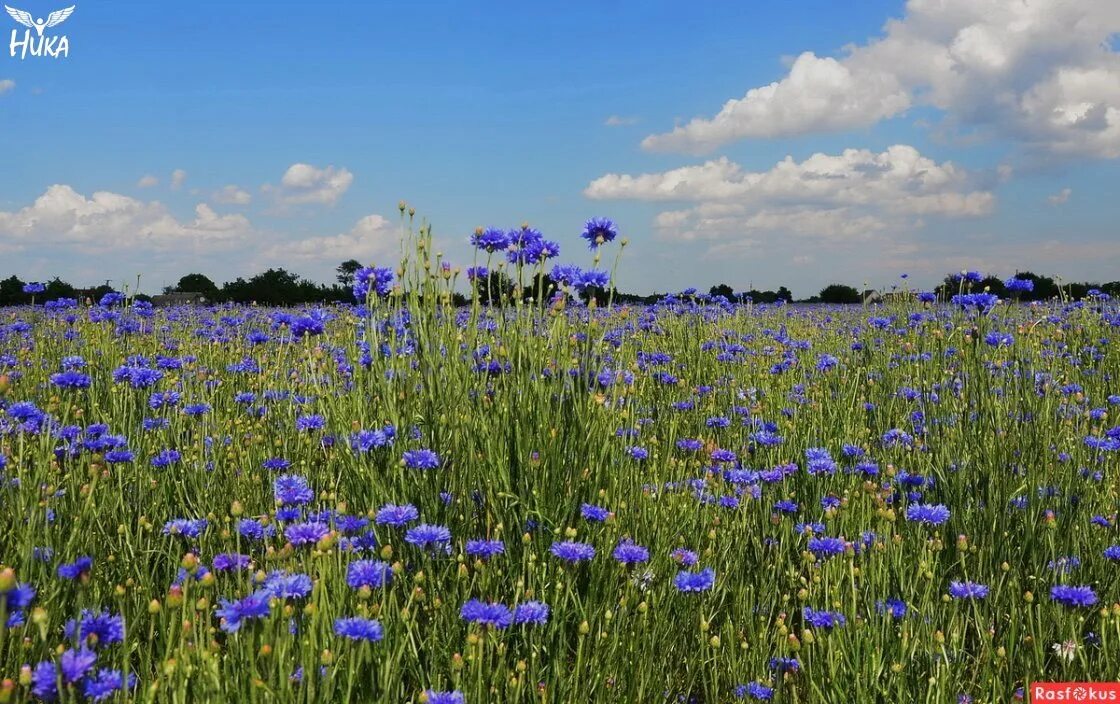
[[1, 263, 1118, 307]]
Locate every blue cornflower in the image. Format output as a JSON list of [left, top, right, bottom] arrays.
[[216, 593, 272, 633], [671, 548, 699, 566], [58, 556, 93, 580], [149, 449, 181, 468], [460, 599, 513, 629], [404, 523, 452, 550], [513, 601, 550, 625], [1104, 545, 1120, 561], [334, 617, 384, 642], [82, 668, 134, 701], [50, 370, 91, 390], [260, 572, 313, 600], [335, 514, 369, 534], [581, 217, 618, 249], [905, 503, 950, 525], [424, 691, 465, 704], [285, 522, 330, 546], [238, 519, 275, 541], [1050, 585, 1098, 608], [65, 610, 125, 648], [948, 581, 989, 600], [470, 227, 510, 252], [612, 540, 650, 565], [295, 414, 325, 432], [736, 682, 774, 700], [213, 554, 252, 572], [346, 560, 393, 589], [550, 541, 596, 563], [802, 606, 846, 629], [274, 474, 314, 506], [876, 597, 908, 619], [580, 503, 611, 522], [674, 568, 715, 593], [465, 539, 505, 560], [375, 503, 419, 528], [352, 266, 394, 300], [402, 449, 441, 470], [162, 519, 208, 539], [807, 536, 847, 559]]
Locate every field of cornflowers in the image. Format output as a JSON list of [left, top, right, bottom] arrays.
[[1, 213, 1119, 703]]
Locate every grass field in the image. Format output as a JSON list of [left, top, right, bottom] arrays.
[[1, 215, 1118, 702]]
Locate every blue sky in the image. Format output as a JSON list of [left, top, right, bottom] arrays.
[[1, 0, 1118, 296]]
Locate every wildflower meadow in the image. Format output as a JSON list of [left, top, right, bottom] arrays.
[[1, 212, 1119, 702]]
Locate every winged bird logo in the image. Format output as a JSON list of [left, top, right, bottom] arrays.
[[5, 4, 74, 37]]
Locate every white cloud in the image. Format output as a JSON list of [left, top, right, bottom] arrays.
[[266, 163, 354, 206], [212, 184, 252, 205], [0, 79, 14, 95], [0, 185, 252, 253], [587, 145, 993, 217], [170, 169, 187, 190], [136, 174, 159, 188], [605, 115, 639, 127], [1048, 187, 1072, 205], [587, 144, 992, 254], [264, 213, 397, 262], [643, 52, 910, 152], [642, 0, 1120, 157]]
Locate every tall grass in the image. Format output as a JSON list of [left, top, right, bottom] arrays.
[[0, 212, 1118, 702]]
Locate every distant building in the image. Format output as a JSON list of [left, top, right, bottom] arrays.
[[152, 292, 207, 306], [862, 289, 882, 304]]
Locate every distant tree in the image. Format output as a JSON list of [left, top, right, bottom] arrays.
[[709, 283, 735, 300], [336, 259, 362, 287], [1013, 271, 1059, 301], [473, 271, 515, 306], [776, 286, 793, 302], [0, 276, 25, 306], [978, 276, 1007, 299], [819, 284, 861, 304], [522, 272, 556, 303], [174, 273, 219, 301], [43, 278, 77, 301]]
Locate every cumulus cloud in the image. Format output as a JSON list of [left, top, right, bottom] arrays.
[[588, 145, 993, 215], [587, 144, 992, 252], [212, 184, 252, 205], [265, 163, 354, 207], [642, 0, 1120, 157], [136, 174, 159, 188], [170, 169, 187, 190], [0, 184, 252, 253], [263, 213, 397, 262], [1047, 187, 1072, 205], [0, 79, 14, 95]]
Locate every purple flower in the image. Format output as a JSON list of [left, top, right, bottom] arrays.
[[1050, 584, 1098, 608], [513, 601, 550, 625], [285, 522, 330, 546], [346, 560, 393, 589], [375, 503, 419, 528], [905, 503, 950, 526], [674, 568, 715, 593], [948, 581, 989, 600], [550, 541, 595, 563], [334, 617, 384, 642], [460, 599, 513, 629]]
